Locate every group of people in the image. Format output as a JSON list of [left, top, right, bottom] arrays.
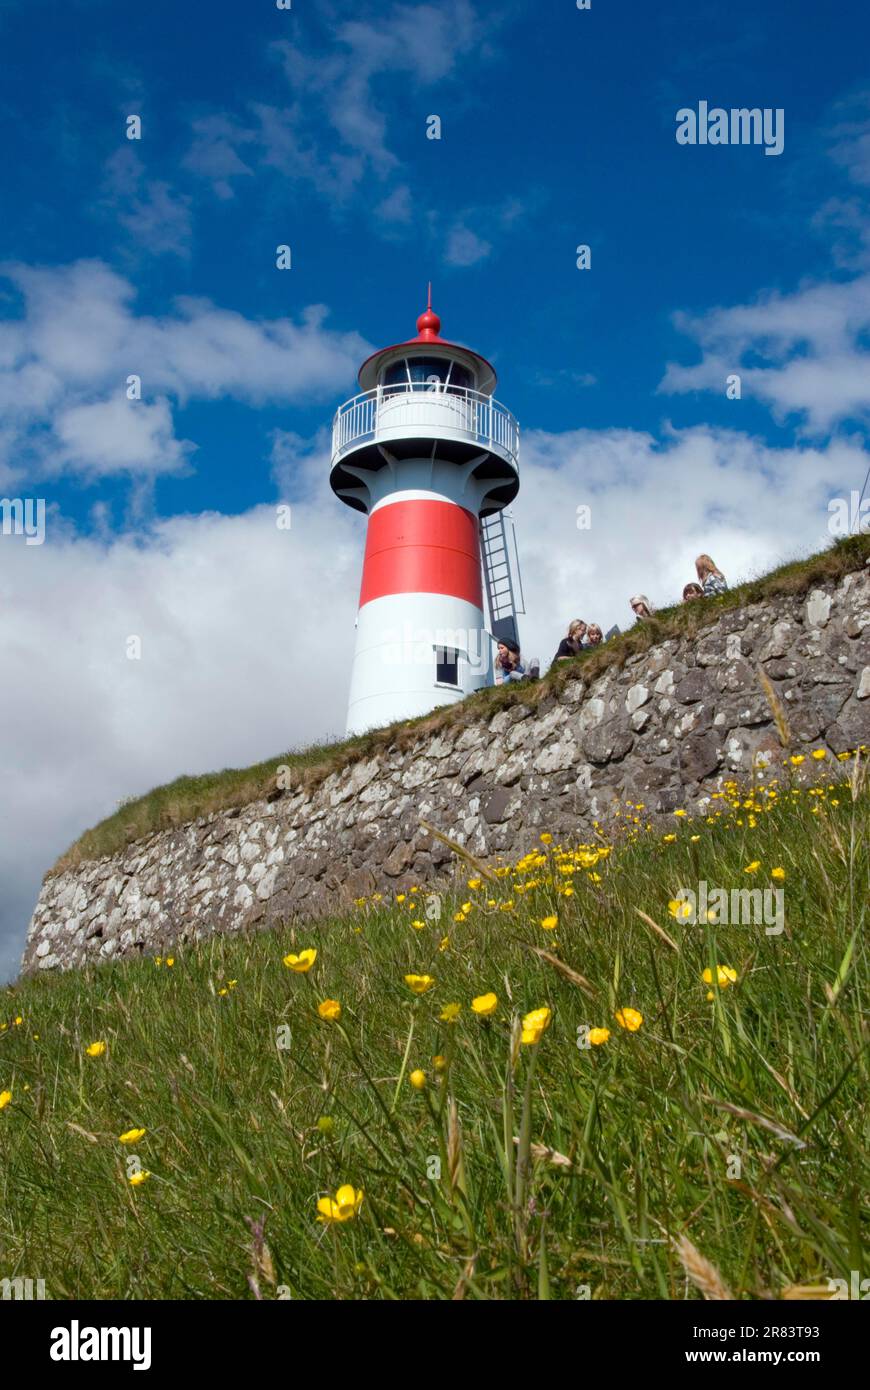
[[494, 553, 729, 684], [629, 553, 729, 621]]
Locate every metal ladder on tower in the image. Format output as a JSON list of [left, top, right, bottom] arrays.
[[480, 509, 526, 651]]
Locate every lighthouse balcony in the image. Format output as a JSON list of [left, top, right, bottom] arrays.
[[331, 385, 520, 475]]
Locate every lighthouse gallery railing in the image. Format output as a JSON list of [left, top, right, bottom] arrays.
[[331, 386, 520, 468]]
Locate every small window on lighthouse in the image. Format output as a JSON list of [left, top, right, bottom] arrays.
[[435, 646, 460, 687], [382, 360, 409, 395], [408, 357, 450, 391]]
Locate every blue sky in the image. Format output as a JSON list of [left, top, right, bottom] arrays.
[[2, 0, 868, 523], [2, 0, 869, 978]]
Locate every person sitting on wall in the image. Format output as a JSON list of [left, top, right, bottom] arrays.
[[695, 553, 728, 597], [586, 623, 604, 646], [495, 638, 526, 683], [629, 594, 655, 622], [552, 619, 587, 662], [682, 582, 704, 602]]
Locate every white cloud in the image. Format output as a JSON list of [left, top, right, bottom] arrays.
[[101, 148, 193, 258], [829, 91, 870, 187], [54, 396, 193, 479], [0, 259, 370, 483], [659, 274, 870, 434], [182, 115, 255, 201], [445, 223, 492, 267], [272, 0, 479, 174], [183, 1, 485, 206], [374, 184, 414, 226]]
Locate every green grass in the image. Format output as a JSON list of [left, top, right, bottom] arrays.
[[2, 757, 867, 1300], [51, 533, 870, 876]]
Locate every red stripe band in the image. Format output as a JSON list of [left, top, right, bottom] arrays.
[[359, 499, 482, 608]]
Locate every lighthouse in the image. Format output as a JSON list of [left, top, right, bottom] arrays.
[[331, 292, 521, 736]]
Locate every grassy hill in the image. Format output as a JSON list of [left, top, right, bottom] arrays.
[[2, 751, 867, 1300]]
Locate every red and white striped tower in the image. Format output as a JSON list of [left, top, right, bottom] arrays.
[[331, 292, 521, 735]]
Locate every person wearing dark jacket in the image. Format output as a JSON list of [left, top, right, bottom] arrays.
[[552, 619, 586, 663]]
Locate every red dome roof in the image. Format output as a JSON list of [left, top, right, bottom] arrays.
[[356, 287, 497, 394]]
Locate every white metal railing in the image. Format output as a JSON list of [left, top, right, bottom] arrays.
[[331, 385, 520, 467]]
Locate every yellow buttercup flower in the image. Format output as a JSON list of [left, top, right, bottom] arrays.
[[615, 1008, 643, 1032], [521, 1006, 552, 1046], [411, 920, 426, 930], [433, 1054, 447, 1072], [588, 1028, 610, 1046], [811, 748, 827, 760], [471, 992, 498, 1017], [467, 877, 482, 889], [85, 1041, 106, 1058], [119, 1128, 146, 1144], [128, 1170, 150, 1187], [283, 948, 317, 973], [316, 1184, 364, 1224], [743, 861, 761, 874], [409, 1069, 427, 1091], [405, 974, 435, 995], [662, 833, 677, 843], [540, 915, 558, 931], [668, 899, 692, 921], [440, 1002, 461, 1022], [702, 965, 738, 989], [318, 999, 342, 1021], [789, 755, 805, 766], [539, 833, 553, 844], [771, 867, 786, 882], [165, 957, 174, 967], [0, 1090, 12, 1111]]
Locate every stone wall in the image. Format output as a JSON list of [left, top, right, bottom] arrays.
[[23, 568, 870, 974]]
